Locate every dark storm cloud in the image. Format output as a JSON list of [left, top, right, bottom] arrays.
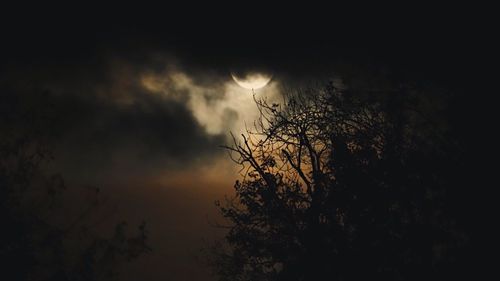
[[49, 90, 225, 183], [1, 10, 475, 93], [1, 53, 229, 184], [1, 16, 474, 184], [1, 13, 478, 187]]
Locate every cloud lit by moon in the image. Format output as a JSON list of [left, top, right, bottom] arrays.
[[140, 66, 280, 136]]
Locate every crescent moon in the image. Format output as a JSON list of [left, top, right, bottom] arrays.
[[231, 72, 273, 90]]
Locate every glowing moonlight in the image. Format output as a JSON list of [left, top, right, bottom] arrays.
[[231, 71, 272, 90]]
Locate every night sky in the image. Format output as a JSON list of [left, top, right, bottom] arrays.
[[1, 8, 482, 281]]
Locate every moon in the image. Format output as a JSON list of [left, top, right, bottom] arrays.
[[231, 71, 272, 90]]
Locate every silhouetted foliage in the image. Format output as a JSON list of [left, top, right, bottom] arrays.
[[209, 81, 469, 281], [0, 89, 151, 280]]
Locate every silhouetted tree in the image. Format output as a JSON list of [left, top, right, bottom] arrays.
[[209, 81, 469, 281], [0, 89, 151, 281]]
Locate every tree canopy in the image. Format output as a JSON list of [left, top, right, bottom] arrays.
[[209, 81, 469, 281]]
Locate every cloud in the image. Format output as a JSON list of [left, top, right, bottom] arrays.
[[2, 54, 285, 185], [139, 66, 282, 136]]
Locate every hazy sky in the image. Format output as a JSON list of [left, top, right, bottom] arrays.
[[2, 32, 294, 280], [3, 52, 285, 281]]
